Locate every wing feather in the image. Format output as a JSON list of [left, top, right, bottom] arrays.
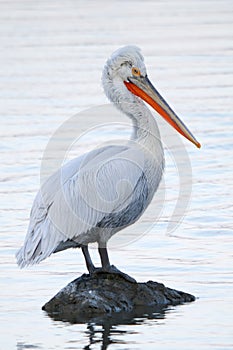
[[16, 144, 146, 267]]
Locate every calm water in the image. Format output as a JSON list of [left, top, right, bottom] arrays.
[[1, 1, 233, 349]]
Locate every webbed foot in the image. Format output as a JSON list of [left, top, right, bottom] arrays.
[[91, 264, 136, 283]]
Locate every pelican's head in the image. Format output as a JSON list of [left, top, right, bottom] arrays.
[[103, 45, 147, 83], [102, 45, 201, 148]]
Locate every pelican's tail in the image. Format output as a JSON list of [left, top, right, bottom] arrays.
[[16, 224, 66, 268], [15, 247, 27, 268], [16, 234, 49, 268]]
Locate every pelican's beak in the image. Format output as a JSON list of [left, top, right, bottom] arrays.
[[124, 75, 201, 148]]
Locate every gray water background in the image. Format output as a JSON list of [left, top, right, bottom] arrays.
[[0, 1, 233, 349]]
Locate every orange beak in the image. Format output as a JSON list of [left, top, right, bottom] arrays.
[[124, 75, 201, 148]]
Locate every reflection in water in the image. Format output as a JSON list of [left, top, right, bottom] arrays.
[[46, 306, 168, 350], [17, 342, 42, 349]]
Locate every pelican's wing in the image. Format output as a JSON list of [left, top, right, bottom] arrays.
[[16, 144, 147, 267]]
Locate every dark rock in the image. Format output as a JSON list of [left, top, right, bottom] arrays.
[[42, 272, 195, 323]]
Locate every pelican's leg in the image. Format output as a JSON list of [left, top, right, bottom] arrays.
[[81, 245, 95, 273], [97, 244, 136, 283], [98, 246, 111, 270]]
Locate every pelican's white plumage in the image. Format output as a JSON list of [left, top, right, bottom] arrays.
[[16, 46, 200, 272]]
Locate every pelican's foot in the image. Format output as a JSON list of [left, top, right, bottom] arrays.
[[90, 265, 136, 283]]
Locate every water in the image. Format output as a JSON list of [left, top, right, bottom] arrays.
[[1, 1, 233, 349]]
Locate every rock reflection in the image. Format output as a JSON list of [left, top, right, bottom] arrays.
[[46, 306, 168, 350]]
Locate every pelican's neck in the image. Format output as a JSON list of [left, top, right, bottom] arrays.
[[129, 100, 160, 142], [102, 74, 163, 161], [118, 97, 164, 159]]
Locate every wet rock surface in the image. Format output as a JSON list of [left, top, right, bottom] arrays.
[[42, 272, 195, 323]]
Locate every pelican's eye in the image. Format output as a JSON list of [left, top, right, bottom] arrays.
[[132, 67, 141, 77]]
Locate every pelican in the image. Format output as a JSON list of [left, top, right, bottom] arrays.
[[16, 46, 200, 276]]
